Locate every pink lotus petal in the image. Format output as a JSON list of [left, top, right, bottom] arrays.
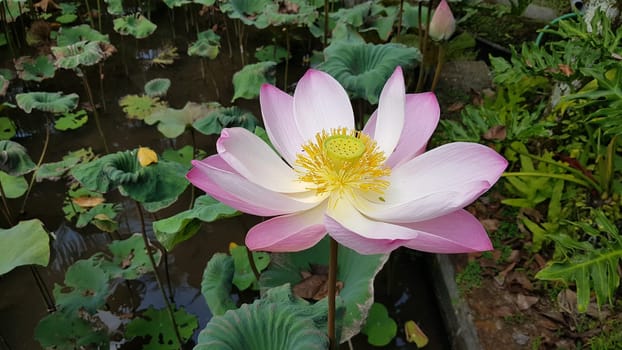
[[402, 209, 493, 253], [260, 84, 305, 165], [246, 204, 327, 252], [373, 67, 405, 156], [429, 0, 456, 41], [327, 199, 420, 240], [362, 109, 378, 137], [355, 142, 507, 222], [216, 127, 306, 193], [188, 156, 322, 217], [293, 69, 354, 142], [326, 217, 404, 254], [386, 92, 440, 167]]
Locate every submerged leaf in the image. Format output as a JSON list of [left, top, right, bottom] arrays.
[[231, 62, 276, 101], [16, 91, 79, 114], [0, 219, 49, 275]]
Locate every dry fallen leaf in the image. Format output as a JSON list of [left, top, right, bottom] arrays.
[[72, 196, 105, 208], [516, 293, 539, 310], [483, 125, 507, 141]]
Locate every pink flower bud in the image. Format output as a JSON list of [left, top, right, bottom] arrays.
[[429, 0, 456, 41]]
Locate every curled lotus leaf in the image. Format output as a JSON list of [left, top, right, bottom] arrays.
[[16, 91, 79, 114], [144, 78, 171, 97], [14, 55, 56, 82], [55, 24, 110, 46], [319, 42, 420, 104], [0, 140, 36, 175], [187, 30, 221, 59], [52, 40, 117, 69], [260, 237, 389, 342], [113, 14, 157, 39], [195, 284, 331, 350]]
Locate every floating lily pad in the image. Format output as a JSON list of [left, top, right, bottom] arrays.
[[0, 117, 16, 139], [113, 14, 157, 39], [260, 237, 389, 342], [231, 62, 276, 101], [153, 195, 239, 251], [144, 78, 171, 98], [195, 284, 331, 350], [187, 30, 221, 59], [55, 109, 88, 130], [119, 94, 166, 120], [52, 40, 116, 69], [35, 310, 109, 349], [55, 24, 109, 46], [320, 42, 420, 104], [16, 91, 79, 114], [193, 106, 259, 136], [125, 306, 197, 349], [0, 219, 49, 275], [361, 302, 397, 346], [36, 148, 93, 181], [14, 55, 56, 82], [145, 102, 218, 138], [201, 253, 237, 316], [53, 259, 111, 313], [0, 171, 27, 198], [74, 203, 119, 232], [0, 140, 36, 176]]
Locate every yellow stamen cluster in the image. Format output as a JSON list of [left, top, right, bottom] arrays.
[[295, 128, 391, 205]]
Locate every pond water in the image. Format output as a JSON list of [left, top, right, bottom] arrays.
[[0, 6, 451, 349]]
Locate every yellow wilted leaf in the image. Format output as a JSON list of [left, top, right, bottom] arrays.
[[137, 147, 158, 167], [228, 242, 239, 252], [404, 320, 428, 347], [72, 196, 105, 208]]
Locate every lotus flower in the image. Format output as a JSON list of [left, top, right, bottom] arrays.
[[187, 67, 507, 255], [428, 0, 456, 41]]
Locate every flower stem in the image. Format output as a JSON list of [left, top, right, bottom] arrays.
[[246, 247, 260, 281], [328, 237, 339, 350], [20, 117, 51, 214], [430, 44, 445, 92]]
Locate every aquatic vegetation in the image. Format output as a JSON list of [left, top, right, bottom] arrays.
[[14, 55, 56, 82], [113, 14, 157, 39], [0, 219, 49, 275], [15, 91, 79, 114]]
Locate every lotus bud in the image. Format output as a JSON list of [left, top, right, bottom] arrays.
[[428, 0, 456, 41]]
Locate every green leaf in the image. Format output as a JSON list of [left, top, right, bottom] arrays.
[[103, 0, 123, 15], [14, 55, 56, 82], [0, 116, 16, 139], [255, 45, 288, 63], [119, 94, 166, 120], [145, 102, 217, 138], [320, 42, 420, 104], [35, 310, 109, 349], [219, 0, 271, 28], [52, 41, 116, 69], [231, 62, 276, 102], [16, 91, 79, 114], [113, 14, 157, 39], [55, 109, 88, 130], [125, 306, 198, 349], [200, 253, 237, 316], [153, 195, 239, 251], [0, 140, 36, 176], [260, 237, 389, 342], [0, 219, 49, 275], [54, 259, 111, 313], [361, 302, 397, 346], [193, 106, 259, 136], [75, 203, 119, 231], [36, 148, 94, 181], [0, 171, 27, 198], [161, 145, 194, 169], [187, 30, 221, 59], [96, 234, 161, 280], [230, 244, 270, 291], [144, 78, 171, 97], [195, 284, 331, 349], [55, 24, 109, 46]]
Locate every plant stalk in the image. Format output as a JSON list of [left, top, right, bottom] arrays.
[[284, 27, 290, 89], [20, 116, 51, 214], [246, 247, 260, 281], [328, 237, 339, 350], [430, 44, 444, 91], [397, 0, 404, 37], [0, 181, 13, 224], [79, 70, 109, 153], [323, 0, 329, 48]]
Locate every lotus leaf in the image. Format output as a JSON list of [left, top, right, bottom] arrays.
[[103, 0, 123, 15], [70, 149, 189, 210], [0, 171, 27, 198], [319, 42, 420, 104], [14, 55, 56, 82], [0, 219, 49, 275], [254, 0, 319, 29], [201, 253, 237, 316], [55, 24, 109, 46], [2, 0, 28, 23], [161, 145, 195, 168], [0, 116, 16, 139], [162, 0, 191, 8], [52, 40, 116, 69], [53, 259, 111, 313], [220, 0, 271, 27], [35, 310, 109, 349], [153, 195, 239, 251], [143, 78, 171, 98], [255, 45, 289, 63], [113, 14, 157, 39], [36, 148, 93, 181], [401, 2, 427, 31], [125, 307, 197, 349], [0, 75, 8, 96], [145, 102, 218, 138], [0, 33, 6, 46], [187, 30, 221, 59], [0, 140, 36, 176], [193, 106, 259, 136], [193, 0, 215, 5], [231, 62, 276, 101], [56, 3, 78, 24], [230, 244, 270, 291], [75, 203, 119, 232], [119, 94, 166, 120], [54, 109, 88, 130], [330, 2, 397, 41], [195, 284, 331, 350], [16, 91, 79, 114], [361, 302, 397, 346], [94, 234, 161, 280], [260, 237, 389, 342]]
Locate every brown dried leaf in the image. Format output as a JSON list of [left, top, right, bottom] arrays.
[[120, 249, 135, 269], [515, 293, 539, 310], [483, 125, 507, 141], [558, 64, 573, 77], [446, 101, 465, 112], [72, 196, 105, 208]]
